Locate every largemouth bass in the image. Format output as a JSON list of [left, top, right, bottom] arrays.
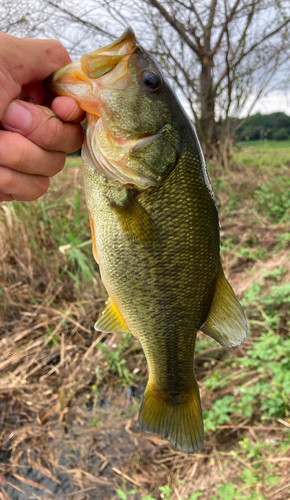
[[50, 28, 247, 454]]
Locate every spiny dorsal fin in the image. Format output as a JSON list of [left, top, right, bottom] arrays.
[[201, 265, 247, 348], [95, 298, 130, 334]]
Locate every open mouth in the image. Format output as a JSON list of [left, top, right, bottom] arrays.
[[50, 28, 137, 91]]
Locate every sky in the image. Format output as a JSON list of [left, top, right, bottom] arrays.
[[250, 92, 290, 116]]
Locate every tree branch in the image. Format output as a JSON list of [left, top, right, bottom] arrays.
[[238, 16, 290, 63], [213, 6, 290, 93], [206, 0, 218, 32], [212, 0, 242, 54], [204, 0, 218, 51], [45, 0, 115, 39], [188, 1, 204, 29], [147, 0, 201, 55], [233, 51, 290, 136], [150, 31, 198, 94]]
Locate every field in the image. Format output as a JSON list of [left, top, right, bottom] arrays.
[[0, 141, 290, 500]]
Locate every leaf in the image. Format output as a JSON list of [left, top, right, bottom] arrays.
[[116, 489, 127, 500], [188, 493, 203, 500], [159, 485, 172, 495], [218, 482, 236, 500]]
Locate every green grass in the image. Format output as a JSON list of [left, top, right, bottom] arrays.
[[231, 141, 290, 170], [2, 157, 99, 302], [237, 140, 290, 150]]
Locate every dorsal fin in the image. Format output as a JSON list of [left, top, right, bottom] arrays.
[[95, 298, 130, 334], [201, 265, 247, 348]]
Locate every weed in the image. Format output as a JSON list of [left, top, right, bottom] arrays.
[[204, 395, 235, 432], [254, 176, 290, 223], [220, 238, 269, 263], [90, 417, 99, 427], [116, 488, 156, 500], [204, 331, 290, 435], [238, 246, 268, 261], [238, 334, 290, 418], [211, 482, 237, 500], [45, 326, 60, 348], [241, 269, 290, 330], [115, 487, 203, 500], [276, 232, 290, 249], [98, 332, 134, 385], [116, 489, 137, 500]]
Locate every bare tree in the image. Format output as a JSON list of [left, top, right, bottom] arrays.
[[134, 0, 290, 161], [2, 0, 290, 161]]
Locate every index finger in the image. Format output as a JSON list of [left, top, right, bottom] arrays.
[[0, 33, 71, 86], [1, 100, 84, 153], [0, 33, 72, 118], [51, 96, 85, 123]]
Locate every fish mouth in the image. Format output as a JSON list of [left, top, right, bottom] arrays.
[[50, 28, 137, 94], [50, 28, 169, 190]]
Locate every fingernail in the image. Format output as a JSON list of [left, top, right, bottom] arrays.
[[2, 102, 32, 132], [65, 102, 79, 121]]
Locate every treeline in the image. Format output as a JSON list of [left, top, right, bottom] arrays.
[[237, 112, 290, 141]]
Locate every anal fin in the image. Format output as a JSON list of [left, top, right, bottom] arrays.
[[201, 264, 247, 348], [95, 297, 131, 334]]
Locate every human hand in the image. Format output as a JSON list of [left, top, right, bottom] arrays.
[[0, 32, 85, 202]]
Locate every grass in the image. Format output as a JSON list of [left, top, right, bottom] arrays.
[[1, 146, 290, 499], [238, 140, 290, 150], [234, 141, 290, 170]]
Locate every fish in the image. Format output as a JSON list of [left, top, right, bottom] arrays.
[[49, 28, 247, 454]]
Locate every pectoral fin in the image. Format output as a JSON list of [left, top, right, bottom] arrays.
[[114, 195, 159, 247], [201, 265, 247, 348], [95, 297, 131, 334]]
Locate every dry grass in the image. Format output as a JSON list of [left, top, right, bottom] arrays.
[[0, 151, 290, 499]]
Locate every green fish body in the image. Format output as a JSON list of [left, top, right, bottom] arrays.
[[50, 28, 246, 453]]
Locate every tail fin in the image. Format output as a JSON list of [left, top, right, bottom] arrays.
[[138, 382, 204, 454]]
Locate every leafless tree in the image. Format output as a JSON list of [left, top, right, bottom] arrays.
[[2, 0, 290, 161]]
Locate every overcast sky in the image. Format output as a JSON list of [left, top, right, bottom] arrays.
[[250, 92, 290, 115]]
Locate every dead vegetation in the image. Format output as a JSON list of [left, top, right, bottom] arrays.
[[0, 148, 290, 499]]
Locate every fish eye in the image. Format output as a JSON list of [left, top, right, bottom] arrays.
[[140, 70, 161, 91]]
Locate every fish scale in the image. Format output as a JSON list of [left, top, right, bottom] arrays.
[[50, 27, 247, 454], [83, 138, 218, 397]]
